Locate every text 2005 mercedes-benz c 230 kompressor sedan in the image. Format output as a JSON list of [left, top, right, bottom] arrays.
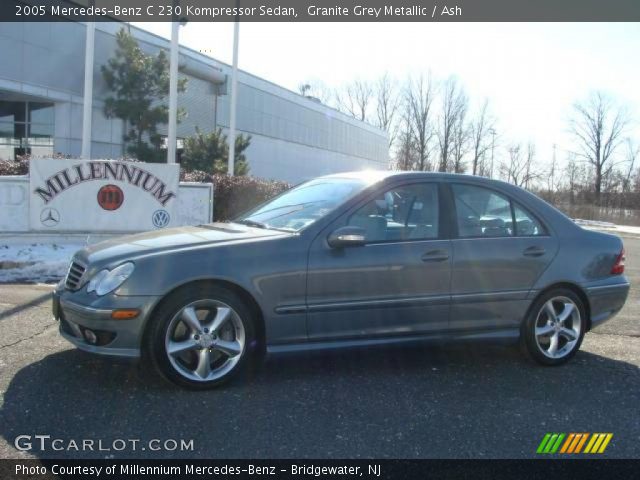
[[53, 172, 629, 389]]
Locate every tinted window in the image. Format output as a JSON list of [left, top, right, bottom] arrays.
[[238, 178, 368, 231], [453, 184, 514, 238], [348, 183, 439, 242], [514, 203, 545, 236]]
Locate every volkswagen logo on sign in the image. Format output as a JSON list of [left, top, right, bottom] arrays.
[[152, 210, 170, 228], [40, 208, 60, 227]]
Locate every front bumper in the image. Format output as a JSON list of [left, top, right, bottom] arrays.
[[53, 289, 160, 358]]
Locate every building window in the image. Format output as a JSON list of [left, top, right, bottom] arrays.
[[0, 99, 54, 160]]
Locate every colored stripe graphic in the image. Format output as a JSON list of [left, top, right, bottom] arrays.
[[597, 434, 613, 453], [538, 433, 613, 454], [560, 433, 575, 453], [544, 434, 559, 453], [550, 433, 565, 453], [537, 433, 552, 454], [567, 433, 583, 453], [574, 433, 589, 453], [584, 434, 599, 453]]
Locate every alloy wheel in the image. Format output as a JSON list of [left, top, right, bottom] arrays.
[[164, 299, 245, 382], [534, 296, 581, 359]]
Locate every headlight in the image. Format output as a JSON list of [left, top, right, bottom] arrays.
[[87, 262, 135, 296]]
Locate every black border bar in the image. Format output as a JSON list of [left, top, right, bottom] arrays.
[[1, 459, 640, 480], [3, 0, 640, 22]]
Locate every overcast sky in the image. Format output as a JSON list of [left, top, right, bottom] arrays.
[[134, 22, 640, 170]]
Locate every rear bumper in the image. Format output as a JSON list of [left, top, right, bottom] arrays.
[[585, 282, 630, 329]]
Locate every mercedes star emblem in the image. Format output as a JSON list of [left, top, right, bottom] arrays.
[[40, 208, 60, 227]]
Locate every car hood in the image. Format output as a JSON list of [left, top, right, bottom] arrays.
[[76, 223, 290, 265]]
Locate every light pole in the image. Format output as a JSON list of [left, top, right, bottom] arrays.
[[167, 0, 182, 164], [228, 0, 241, 176], [81, 3, 96, 159]]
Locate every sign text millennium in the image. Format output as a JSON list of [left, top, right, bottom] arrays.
[[33, 161, 177, 206]]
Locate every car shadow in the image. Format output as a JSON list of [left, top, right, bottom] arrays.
[[1, 342, 638, 459]]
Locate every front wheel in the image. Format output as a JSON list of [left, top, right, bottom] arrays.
[[521, 289, 586, 366], [146, 285, 256, 389]]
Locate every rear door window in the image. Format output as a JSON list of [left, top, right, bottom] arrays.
[[452, 184, 514, 238], [513, 203, 546, 236]]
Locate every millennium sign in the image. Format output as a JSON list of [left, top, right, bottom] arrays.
[[29, 159, 180, 232], [33, 161, 176, 207]]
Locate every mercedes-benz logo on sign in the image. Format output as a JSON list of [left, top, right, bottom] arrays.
[[152, 210, 170, 228], [40, 208, 60, 227]]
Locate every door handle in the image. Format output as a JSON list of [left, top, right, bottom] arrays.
[[421, 250, 449, 262], [523, 246, 546, 257]]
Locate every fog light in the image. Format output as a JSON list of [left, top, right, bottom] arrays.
[[83, 329, 98, 344], [111, 309, 140, 320]]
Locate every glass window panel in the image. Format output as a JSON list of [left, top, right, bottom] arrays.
[[28, 102, 54, 124], [452, 184, 514, 238], [28, 122, 53, 138], [13, 123, 26, 141], [513, 203, 545, 236], [0, 121, 18, 140], [0, 101, 26, 123], [348, 183, 439, 242]]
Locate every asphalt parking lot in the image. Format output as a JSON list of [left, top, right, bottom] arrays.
[[0, 234, 638, 459]]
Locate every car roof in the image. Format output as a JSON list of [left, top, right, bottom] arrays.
[[318, 170, 510, 187]]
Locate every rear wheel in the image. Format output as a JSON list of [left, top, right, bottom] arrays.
[[522, 289, 586, 366], [146, 285, 256, 389]]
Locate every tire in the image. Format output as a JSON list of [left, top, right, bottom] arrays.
[[521, 288, 587, 366], [145, 284, 257, 389]]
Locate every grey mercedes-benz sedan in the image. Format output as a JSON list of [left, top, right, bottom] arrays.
[[53, 172, 629, 389]]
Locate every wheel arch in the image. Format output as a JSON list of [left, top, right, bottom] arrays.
[[141, 278, 267, 357], [526, 282, 592, 330]]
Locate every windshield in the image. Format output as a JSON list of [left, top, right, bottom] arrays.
[[236, 178, 369, 231]]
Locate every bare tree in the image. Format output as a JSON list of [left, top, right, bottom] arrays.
[[501, 143, 539, 187], [405, 74, 436, 171], [565, 154, 580, 205], [297, 80, 333, 104], [374, 73, 400, 149], [394, 103, 417, 171], [469, 99, 494, 176], [570, 92, 629, 202], [477, 152, 492, 177], [451, 104, 470, 173], [622, 138, 638, 194], [335, 79, 373, 122], [437, 77, 467, 172], [524, 143, 539, 190], [544, 145, 564, 201]]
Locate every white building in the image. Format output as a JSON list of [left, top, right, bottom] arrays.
[[0, 21, 389, 182]]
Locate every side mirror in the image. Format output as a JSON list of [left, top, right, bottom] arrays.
[[327, 226, 366, 248]]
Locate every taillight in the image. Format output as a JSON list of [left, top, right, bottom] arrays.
[[611, 248, 625, 275]]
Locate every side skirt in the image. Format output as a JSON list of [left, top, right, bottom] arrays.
[[265, 327, 520, 356]]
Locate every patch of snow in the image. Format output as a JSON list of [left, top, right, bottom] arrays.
[[574, 219, 617, 228], [574, 219, 640, 236], [0, 243, 82, 284]]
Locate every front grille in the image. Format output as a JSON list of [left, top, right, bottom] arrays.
[[65, 261, 86, 290]]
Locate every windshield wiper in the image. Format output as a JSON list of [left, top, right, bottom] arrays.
[[236, 219, 268, 229], [235, 219, 297, 233], [245, 201, 321, 218]]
